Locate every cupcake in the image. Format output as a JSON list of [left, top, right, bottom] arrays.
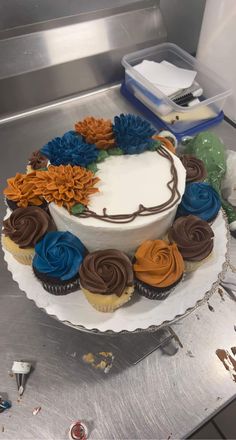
[[179, 155, 207, 183], [133, 240, 184, 300], [168, 215, 214, 272], [5, 197, 49, 212], [79, 249, 134, 312], [177, 182, 221, 222], [33, 231, 86, 295], [2, 207, 55, 265], [27, 150, 48, 173], [4, 172, 47, 211]]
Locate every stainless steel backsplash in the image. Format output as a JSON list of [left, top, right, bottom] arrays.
[[0, 0, 205, 119], [0, 0, 167, 118]]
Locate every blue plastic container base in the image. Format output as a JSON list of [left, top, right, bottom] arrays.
[[120, 82, 224, 140]]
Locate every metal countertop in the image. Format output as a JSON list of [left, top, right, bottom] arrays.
[[0, 85, 236, 440]]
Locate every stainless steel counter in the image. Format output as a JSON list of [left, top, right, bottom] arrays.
[[1, 86, 236, 440]]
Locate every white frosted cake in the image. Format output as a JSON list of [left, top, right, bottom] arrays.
[[49, 149, 186, 254], [4, 114, 222, 310]]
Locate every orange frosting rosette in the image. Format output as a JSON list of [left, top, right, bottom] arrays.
[[152, 135, 176, 154], [4, 172, 44, 208], [75, 116, 116, 150], [33, 164, 99, 210], [134, 239, 184, 288]]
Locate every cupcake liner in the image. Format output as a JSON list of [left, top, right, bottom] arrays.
[[40, 278, 80, 295], [26, 165, 48, 174], [1, 235, 34, 266], [32, 265, 80, 295], [184, 252, 213, 273], [5, 198, 20, 211], [161, 234, 170, 243], [82, 286, 134, 312], [135, 275, 183, 300], [5, 197, 49, 213], [26, 165, 33, 174], [13, 253, 34, 265]]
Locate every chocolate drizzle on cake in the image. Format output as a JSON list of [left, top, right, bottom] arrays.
[[77, 146, 180, 224]]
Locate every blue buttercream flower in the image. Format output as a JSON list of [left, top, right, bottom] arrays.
[[112, 114, 155, 154], [33, 231, 86, 281], [40, 131, 99, 167], [177, 182, 221, 222]]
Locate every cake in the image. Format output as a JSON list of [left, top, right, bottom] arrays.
[[3, 113, 187, 256], [49, 149, 186, 254], [3, 114, 223, 311]]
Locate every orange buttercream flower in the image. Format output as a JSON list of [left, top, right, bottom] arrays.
[[152, 135, 176, 154], [4, 172, 44, 208], [34, 165, 99, 210], [75, 116, 116, 150], [134, 239, 184, 288]]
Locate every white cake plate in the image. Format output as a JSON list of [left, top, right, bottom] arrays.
[[3, 210, 228, 334]]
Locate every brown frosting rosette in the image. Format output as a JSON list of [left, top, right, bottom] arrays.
[[134, 240, 184, 288], [79, 249, 134, 296], [179, 155, 207, 182], [3, 206, 55, 248], [168, 215, 214, 261], [28, 150, 48, 170], [75, 116, 116, 150], [34, 165, 99, 210], [4, 172, 44, 208]]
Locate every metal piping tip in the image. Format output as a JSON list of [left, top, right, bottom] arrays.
[[18, 385, 24, 396], [12, 361, 31, 396]]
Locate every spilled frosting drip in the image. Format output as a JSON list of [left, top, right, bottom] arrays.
[[168, 215, 214, 261], [33, 231, 86, 281], [179, 155, 207, 182], [177, 182, 221, 222], [79, 249, 133, 296], [3, 206, 55, 248], [28, 150, 48, 170], [134, 240, 184, 288]]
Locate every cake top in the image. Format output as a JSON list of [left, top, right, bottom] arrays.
[[4, 113, 185, 226]]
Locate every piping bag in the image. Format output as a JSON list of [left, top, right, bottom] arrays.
[[183, 131, 236, 233]]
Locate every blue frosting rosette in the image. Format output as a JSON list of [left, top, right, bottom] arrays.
[[112, 114, 155, 154], [177, 182, 221, 222], [41, 131, 99, 167], [33, 231, 86, 281]]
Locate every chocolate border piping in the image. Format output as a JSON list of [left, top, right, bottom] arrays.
[[77, 146, 180, 224]]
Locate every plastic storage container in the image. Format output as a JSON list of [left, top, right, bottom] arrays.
[[122, 42, 231, 134]]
